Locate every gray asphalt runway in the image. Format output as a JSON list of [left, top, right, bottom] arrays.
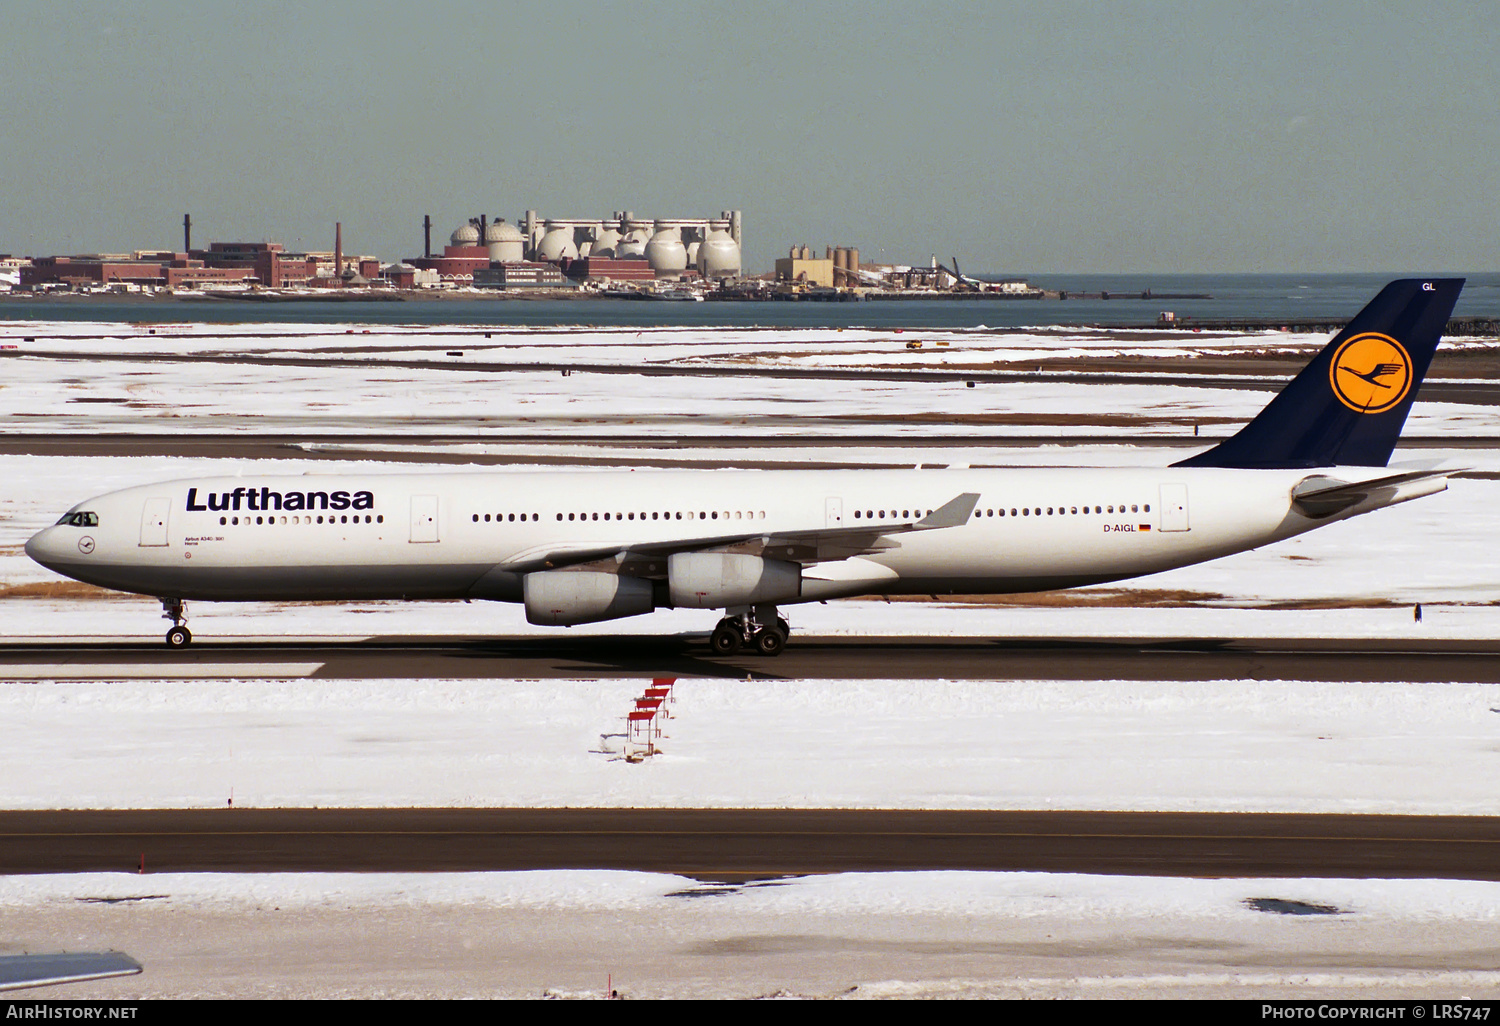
[[3, 635, 1498, 682], [4, 808, 1497, 880]]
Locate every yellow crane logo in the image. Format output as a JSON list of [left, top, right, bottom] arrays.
[[1329, 332, 1412, 414]]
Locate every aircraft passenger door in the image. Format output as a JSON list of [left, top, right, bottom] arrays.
[[410, 495, 439, 543], [139, 497, 170, 547], [825, 497, 843, 527], [1159, 484, 1189, 532]]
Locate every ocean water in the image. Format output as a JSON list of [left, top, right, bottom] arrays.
[[3, 273, 1497, 330]]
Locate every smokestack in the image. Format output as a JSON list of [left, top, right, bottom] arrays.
[[335, 222, 342, 284], [183, 214, 192, 253], [423, 214, 432, 258]]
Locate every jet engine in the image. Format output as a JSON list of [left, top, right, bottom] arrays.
[[524, 571, 654, 626], [667, 553, 801, 609]]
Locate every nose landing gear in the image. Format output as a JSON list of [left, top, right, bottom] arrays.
[[161, 597, 191, 648], [709, 607, 790, 657]]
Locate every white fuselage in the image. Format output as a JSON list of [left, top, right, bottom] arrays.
[[24, 464, 1438, 613]]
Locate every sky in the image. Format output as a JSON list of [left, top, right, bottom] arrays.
[[2, 1, 1497, 273]]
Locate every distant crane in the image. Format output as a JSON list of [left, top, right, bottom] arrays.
[[940, 257, 983, 290]]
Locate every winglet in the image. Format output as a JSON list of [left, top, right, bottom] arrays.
[[917, 492, 980, 529]]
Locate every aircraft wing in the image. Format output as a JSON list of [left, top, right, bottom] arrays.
[[1292, 469, 1454, 519], [0, 952, 142, 992], [499, 492, 980, 575]]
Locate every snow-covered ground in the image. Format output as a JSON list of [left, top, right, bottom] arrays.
[[8, 315, 1498, 365], [4, 319, 1499, 440], [3, 322, 1498, 998], [3, 673, 1498, 814], [7, 870, 1500, 998]]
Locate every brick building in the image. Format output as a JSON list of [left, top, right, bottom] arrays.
[[15, 240, 383, 290], [20, 254, 258, 289]]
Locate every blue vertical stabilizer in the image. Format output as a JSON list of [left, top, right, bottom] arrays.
[[1174, 278, 1464, 469]]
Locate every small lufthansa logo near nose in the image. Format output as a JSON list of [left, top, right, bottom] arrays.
[[77, 535, 95, 554]]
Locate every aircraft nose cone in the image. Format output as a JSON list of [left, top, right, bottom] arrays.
[[25, 526, 69, 572]]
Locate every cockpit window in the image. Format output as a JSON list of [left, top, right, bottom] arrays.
[[56, 511, 99, 527]]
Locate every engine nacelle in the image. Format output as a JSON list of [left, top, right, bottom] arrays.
[[524, 571, 654, 626], [667, 553, 801, 609]]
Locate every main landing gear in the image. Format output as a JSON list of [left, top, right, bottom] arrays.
[[710, 608, 791, 657], [161, 597, 191, 648]]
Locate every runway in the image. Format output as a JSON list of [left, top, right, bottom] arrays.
[[4, 808, 1498, 880], [3, 635, 1498, 682]]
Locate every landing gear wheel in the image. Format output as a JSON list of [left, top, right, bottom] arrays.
[[160, 597, 190, 647], [710, 622, 743, 655], [754, 627, 787, 657]]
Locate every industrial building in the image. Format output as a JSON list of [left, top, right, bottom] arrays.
[[19, 254, 252, 290], [11, 209, 745, 293], [471, 262, 566, 289], [775, 245, 862, 288], [409, 210, 743, 287], [16, 220, 382, 292], [404, 220, 495, 284], [526, 209, 742, 281]]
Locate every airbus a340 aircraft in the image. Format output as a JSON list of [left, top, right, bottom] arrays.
[[26, 278, 1463, 655]]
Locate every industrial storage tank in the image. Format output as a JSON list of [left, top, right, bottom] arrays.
[[450, 223, 481, 247], [591, 225, 622, 258], [698, 224, 741, 279], [484, 220, 525, 263], [536, 221, 579, 262], [515, 210, 740, 271], [645, 223, 688, 275], [617, 221, 653, 260]]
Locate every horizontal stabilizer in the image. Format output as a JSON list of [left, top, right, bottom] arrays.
[[0, 952, 143, 992], [1292, 469, 1452, 519]]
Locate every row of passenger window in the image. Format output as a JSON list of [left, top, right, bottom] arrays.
[[461, 503, 1150, 528], [217, 514, 384, 526], [560, 510, 766, 522], [853, 509, 928, 520], [471, 510, 769, 523], [974, 503, 1150, 518]]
